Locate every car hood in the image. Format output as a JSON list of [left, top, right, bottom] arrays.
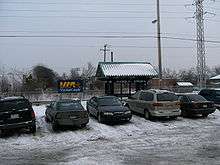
[[99, 106, 128, 112]]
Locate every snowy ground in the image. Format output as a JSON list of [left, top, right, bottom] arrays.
[[0, 102, 220, 165]]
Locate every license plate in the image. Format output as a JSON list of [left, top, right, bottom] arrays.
[[203, 105, 208, 108], [11, 114, 19, 119]]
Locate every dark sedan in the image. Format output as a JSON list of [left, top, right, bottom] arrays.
[[178, 94, 216, 117], [45, 99, 89, 131], [86, 96, 132, 123]]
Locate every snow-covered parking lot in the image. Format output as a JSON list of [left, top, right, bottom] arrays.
[[0, 102, 220, 165]]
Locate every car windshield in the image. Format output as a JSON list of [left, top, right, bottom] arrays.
[[157, 92, 178, 101], [188, 94, 207, 102], [98, 97, 122, 106], [57, 101, 84, 111], [0, 99, 30, 111]]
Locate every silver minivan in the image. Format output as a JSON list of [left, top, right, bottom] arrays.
[[126, 89, 181, 120]]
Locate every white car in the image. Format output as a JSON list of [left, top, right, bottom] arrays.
[[126, 89, 181, 120]]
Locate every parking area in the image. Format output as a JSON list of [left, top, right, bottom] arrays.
[[0, 103, 220, 165]]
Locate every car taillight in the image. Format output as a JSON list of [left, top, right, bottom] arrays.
[[153, 103, 163, 107], [31, 111, 35, 119], [192, 103, 199, 108]]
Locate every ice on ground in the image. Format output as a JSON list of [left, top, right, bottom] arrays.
[[0, 101, 219, 165]]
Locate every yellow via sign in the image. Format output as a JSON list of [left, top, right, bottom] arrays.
[[58, 80, 83, 93]]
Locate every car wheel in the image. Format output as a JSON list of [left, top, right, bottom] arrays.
[[170, 116, 177, 120], [30, 125, 36, 134], [144, 110, 152, 120], [98, 113, 104, 123], [202, 114, 208, 118], [181, 110, 188, 117], [52, 122, 59, 131], [80, 124, 87, 128], [127, 116, 132, 122], [45, 116, 50, 123]]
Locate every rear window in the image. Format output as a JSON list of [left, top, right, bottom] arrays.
[[157, 93, 178, 101], [188, 94, 207, 102], [57, 102, 84, 111], [0, 99, 30, 111]]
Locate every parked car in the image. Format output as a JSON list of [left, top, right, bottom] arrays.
[[178, 94, 216, 117], [45, 99, 89, 131], [86, 96, 132, 123], [199, 88, 220, 109], [0, 97, 36, 135], [125, 89, 181, 120]]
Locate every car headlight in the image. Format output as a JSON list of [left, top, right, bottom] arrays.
[[103, 112, 114, 115], [124, 111, 131, 114]]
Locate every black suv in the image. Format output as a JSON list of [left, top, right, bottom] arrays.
[[0, 97, 36, 135], [199, 89, 220, 108]]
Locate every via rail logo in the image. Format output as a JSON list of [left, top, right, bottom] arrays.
[[58, 80, 83, 93]]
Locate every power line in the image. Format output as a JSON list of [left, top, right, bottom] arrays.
[[0, 9, 192, 14], [0, 15, 184, 19], [1, 35, 220, 44], [0, 2, 185, 6]]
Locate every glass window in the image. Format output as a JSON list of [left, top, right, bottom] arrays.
[[157, 92, 178, 101], [98, 97, 122, 106], [131, 92, 140, 99], [57, 101, 84, 111], [187, 94, 207, 102], [179, 96, 189, 102], [0, 99, 30, 111], [140, 92, 154, 101]]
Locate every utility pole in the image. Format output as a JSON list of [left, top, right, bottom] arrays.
[[111, 52, 114, 62], [195, 0, 206, 89], [100, 44, 110, 62], [157, 0, 162, 81]]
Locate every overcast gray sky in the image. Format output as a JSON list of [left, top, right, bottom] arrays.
[[0, 0, 219, 74]]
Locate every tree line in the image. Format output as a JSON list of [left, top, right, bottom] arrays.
[[0, 64, 220, 93]]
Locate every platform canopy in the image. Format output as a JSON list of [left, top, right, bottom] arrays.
[[96, 62, 158, 80]]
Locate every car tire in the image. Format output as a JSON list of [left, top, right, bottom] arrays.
[[170, 116, 177, 120], [202, 114, 208, 118], [30, 125, 36, 134], [45, 116, 50, 123], [80, 124, 87, 128], [52, 122, 59, 131], [181, 110, 188, 117], [127, 116, 132, 122], [98, 113, 104, 123], [144, 110, 152, 120]]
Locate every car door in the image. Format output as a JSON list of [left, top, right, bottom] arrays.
[[136, 92, 154, 115], [179, 96, 190, 110]]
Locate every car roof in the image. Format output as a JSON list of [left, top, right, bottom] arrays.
[[56, 99, 80, 103], [140, 89, 173, 94], [0, 96, 27, 102], [96, 96, 118, 99], [200, 88, 220, 91]]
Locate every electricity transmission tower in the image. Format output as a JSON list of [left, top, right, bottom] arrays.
[[195, 0, 207, 89]]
